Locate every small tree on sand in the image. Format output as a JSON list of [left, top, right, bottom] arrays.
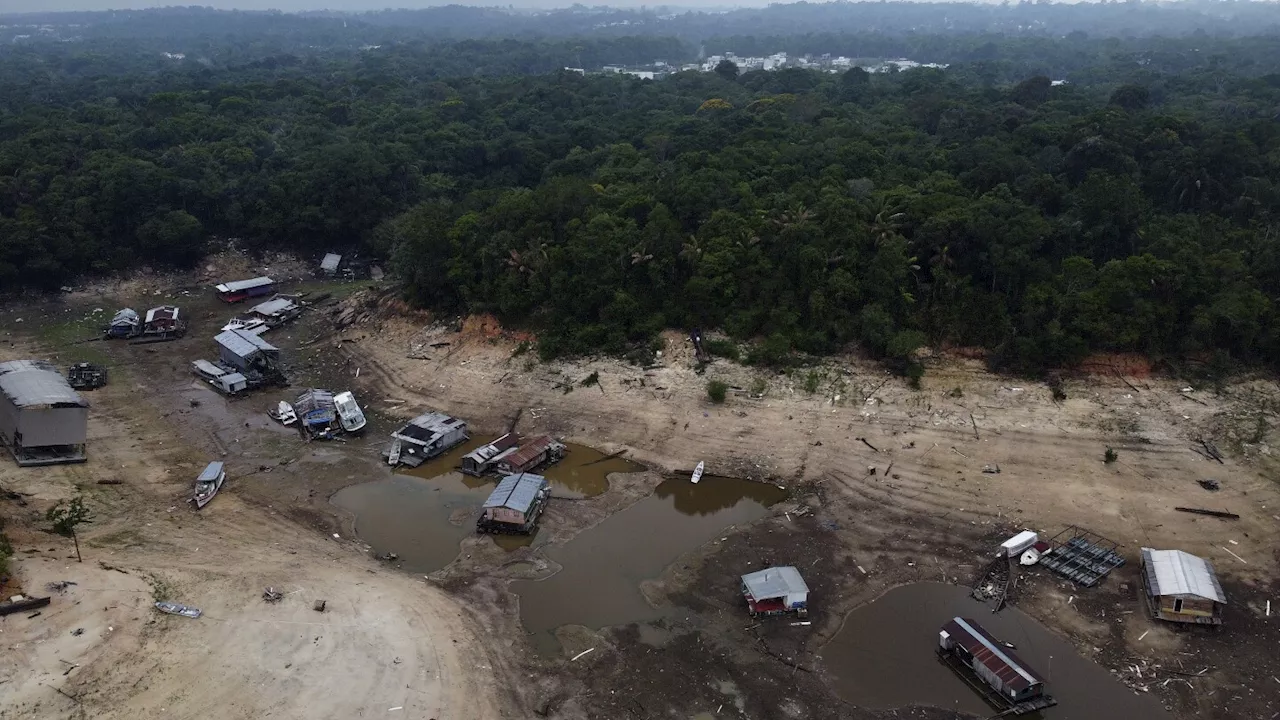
[[47, 495, 93, 563]]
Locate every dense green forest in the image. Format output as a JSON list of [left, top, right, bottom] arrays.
[[3, 5, 1280, 373]]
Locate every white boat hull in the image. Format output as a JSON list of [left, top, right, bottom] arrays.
[[691, 461, 705, 484]]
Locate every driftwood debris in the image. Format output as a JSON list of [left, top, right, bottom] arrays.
[[0, 596, 51, 616], [1196, 440, 1225, 464], [584, 449, 628, 466], [96, 479, 123, 485], [969, 413, 980, 440], [1174, 507, 1240, 520], [856, 437, 880, 452], [313, 599, 327, 612]]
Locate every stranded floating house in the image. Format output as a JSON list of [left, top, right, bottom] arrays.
[[937, 617, 1057, 715], [0, 360, 89, 466], [477, 472, 551, 535], [387, 412, 468, 468], [215, 277, 275, 303], [1140, 548, 1226, 626]]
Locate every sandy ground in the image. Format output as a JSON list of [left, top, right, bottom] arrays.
[[3, 274, 1280, 720], [0, 279, 505, 719]]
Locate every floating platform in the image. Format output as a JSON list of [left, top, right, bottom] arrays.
[[937, 649, 1058, 716]]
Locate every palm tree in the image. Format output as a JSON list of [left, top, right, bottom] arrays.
[[680, 235, 704, 265], [505, 239, 548, 276]]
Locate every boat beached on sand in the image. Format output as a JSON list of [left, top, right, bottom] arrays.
[[192, 461, 226, 509], [334, 391, 367, 433]]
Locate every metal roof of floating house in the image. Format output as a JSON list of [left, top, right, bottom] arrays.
[[0, 360, 89, 409], [250, 297, 298, 317], [396, 412, 466, 444], [145, 305, 180, 324], [215, 329, 278, 359], [110, 308, 139, 327], [483, 473, 548, 514], [942, 617, 1044, 694], [741, 566, 809, 600], [1141, 548, 1225, 603], [499, 435, 557, 468], [215, 277, 274, 293], [321, 253, 342, 272]]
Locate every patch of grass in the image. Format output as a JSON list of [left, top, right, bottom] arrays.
[[948, 386, 963, 398], [706, 379, 728, 403], [749, 377, 768, 397], [512, 340, 532, 357], [148, 574, 174, 602], [293, 279, 373, 301], [0, 532, 12, 580], [704, 338, 739, 362], [1104, 447, 1118, 463], [579, 371, 600, 388], [87, 528, 147, 550], [802, 370, 822, 395]]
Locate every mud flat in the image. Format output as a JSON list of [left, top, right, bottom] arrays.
[[823, 582, 1164, 718], [512, 475, 787, 654]]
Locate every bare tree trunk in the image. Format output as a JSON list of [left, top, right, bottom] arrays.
[[72, 530, 81, 563]]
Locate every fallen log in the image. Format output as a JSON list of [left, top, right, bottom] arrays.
[[0, 596, 51, 616], [1177, 505, 1234, 518], [856, 437, 880, 452]]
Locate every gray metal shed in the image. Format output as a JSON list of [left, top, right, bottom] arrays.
[[741, 566, 809, 607], [320, 253, 342, 274], [0, 359, 89, 465], [215, 329, 280, 372]]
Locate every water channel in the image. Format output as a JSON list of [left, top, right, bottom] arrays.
[[822, 583, 1164, 719], [330, 438, 644, 572], [512, 475, 787, 655]]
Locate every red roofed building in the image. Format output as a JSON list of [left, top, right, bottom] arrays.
[[939, 617, 1048, 706]]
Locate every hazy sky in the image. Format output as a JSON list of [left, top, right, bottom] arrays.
[[5, 0, 772, 13]]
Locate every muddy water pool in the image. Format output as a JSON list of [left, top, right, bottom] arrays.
[[823, 582, 1163, 719], [512, 475, 787, 654], [329, 439, 643, 572]]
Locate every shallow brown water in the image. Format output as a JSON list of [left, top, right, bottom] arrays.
[[329, 438, 643, 571], [512, 475, 787, 654], [822, 582, 1163, 719]]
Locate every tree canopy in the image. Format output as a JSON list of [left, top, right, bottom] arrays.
[[3, 7, 1280, 373]]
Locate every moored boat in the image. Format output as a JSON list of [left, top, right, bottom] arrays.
[[192, 461, 226, 509], [387, 438, 402, 466], [691, 461, 705, 484], [268, 400, 297, 425]]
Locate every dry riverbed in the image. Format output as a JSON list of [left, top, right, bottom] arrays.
[[2, 269, 1279, 720]]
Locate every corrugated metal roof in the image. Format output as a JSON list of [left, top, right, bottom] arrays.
[[111, 308, 139, 326], [321, 253, 342, 271], [215, 329, 278, 359], [464, 433, 519, 464], [500, 435, 557, 469], [944, 617, 1043, 692], [0, 360, 89, 409], [396, 412, 465, 443], [145, 305, 180, 323], [1141, 548, 1226, 603], [198, 462, 224, 482], [741, 566, 809, 599], [216, 277, 274, 293], [294, 389, 335, 415], [483, 472, 547, 513], [250, 297, 297, 316]]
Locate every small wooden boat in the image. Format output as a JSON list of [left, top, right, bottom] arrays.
[[387, 439, 402, 466], [691, 461, 705, 484], [268, 401, 297, 425], [192, 461, 226, 509], [154, 601, 201, 619], [334, 391, 366, 433]]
